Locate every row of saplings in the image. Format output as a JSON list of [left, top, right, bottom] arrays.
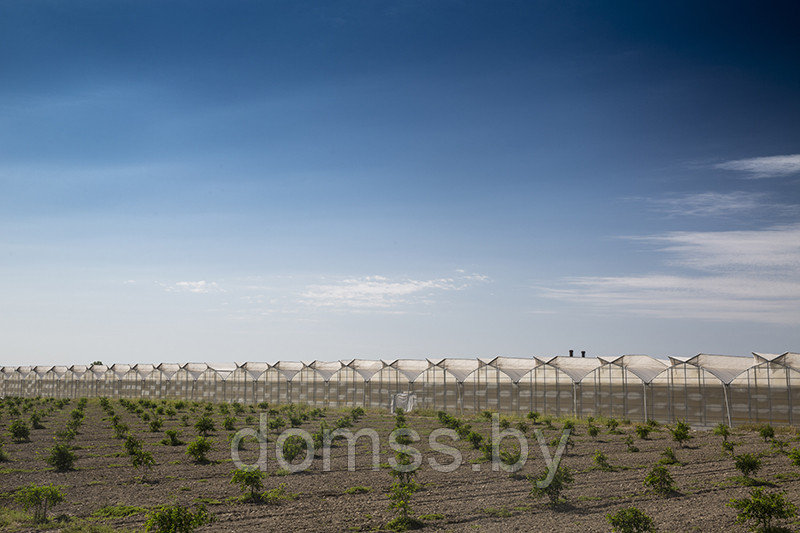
[[4, 397, 800, 532], [435, 410, 800, 533]]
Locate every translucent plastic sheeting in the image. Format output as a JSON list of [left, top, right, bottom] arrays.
[[347, 359, 385, 382], [389, 359, 430, 382], [488, 356, 541, 383]]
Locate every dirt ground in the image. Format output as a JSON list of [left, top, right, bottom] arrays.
[[2, 398, 800, 532]]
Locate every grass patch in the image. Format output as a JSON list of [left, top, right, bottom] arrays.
[[418, 513, 444, 521], [482, 507, 513, 517], [91, 505, 148, 518]]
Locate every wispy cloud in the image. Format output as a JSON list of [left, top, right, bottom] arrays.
[[163, 280, 225, 294], [715, 154, 800, 178], [542, 224, 800, 324], [643, 191, 768, 217], [300, 272, 489, 310]]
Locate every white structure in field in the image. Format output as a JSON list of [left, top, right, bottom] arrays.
[[1, 352, 798, 427]]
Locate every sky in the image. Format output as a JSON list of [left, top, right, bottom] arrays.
[[1, 1, 799, 366]]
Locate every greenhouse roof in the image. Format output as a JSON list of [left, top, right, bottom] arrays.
[[207, 362, 237, 380], [307, 360, 343, 382], [347, 359, 385, 382], [389, 359, 430, 382], [488, 356, 541, 383], [544, 356, 603, 383], [435, 358, 482, 383], [272, 361, 304, 381], [601, 354, 669, 384], [682, 353, 756, 385]]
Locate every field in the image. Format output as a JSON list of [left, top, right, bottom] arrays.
[[1, 397, 800, 532]]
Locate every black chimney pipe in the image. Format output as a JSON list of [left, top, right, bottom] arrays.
[[569, 349, 573, 357], [581, 350, 586, 358]]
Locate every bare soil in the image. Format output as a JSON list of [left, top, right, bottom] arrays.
[[2, 399, 800, 532]]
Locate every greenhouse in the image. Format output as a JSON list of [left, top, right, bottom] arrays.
[[2, 352, 798, 427]]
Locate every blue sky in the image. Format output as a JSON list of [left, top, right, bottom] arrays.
[[2, 1, 799, 365]]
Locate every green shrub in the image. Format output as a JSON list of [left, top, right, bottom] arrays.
[[644, 465, 675, 495], [526, 411, 539, 423], [787, 447, 800, 467], [728, 488, 797, 532], [268, 416, 286, 432], [387, 410, 421, 530], [14, 483, 64, 523], [467, 431, 483, 450], [180, 414, 190, 426], [262, 483, 298, 504], [344, 485, 372, 494], [658, 447, 680, 465], [0, 439, 9, 462], [132, 450, 155, 482], [223, 416, 237, 431], [9, 419, 30, 442], [625, 435, 639, 453], [194, 414, 215, 436], [529, 465, 573, 506], [722, 440, 735, 454], [734, 453, 762, 479], [161, 429, 184, 446], [607, 507, 655, 533], [30, 412, 45, 429], [499, 417, 511, 430], [124, 435, 143, 456], [149, 418, 164, 432], [758, 425, 775, 443], [114, 422, 129, 439], [593, 449, 613, 471], [634, 425, 651, 440], [515, 421, 529, 434], [144, 504, 214, 533], [334, 416, 353, 429], [46, 443, 76, 471], [282, 435, 307, 463], [186, 436, 212, 463], [55, 427, 77, 443], [351, 406, 366, 421], [670, 420, 691, 448], [606, 418, 620, 433], [714, 423, 731, 441], [587, 424, 600, 439], [230, 467, 265, 501]]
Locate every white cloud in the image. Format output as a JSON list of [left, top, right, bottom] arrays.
[[300, 272, 488, 309], [164, 280, 224, 294], [645, 191, 768, 217], [542, 224, 800, 325], [715, 154, 800, 178]]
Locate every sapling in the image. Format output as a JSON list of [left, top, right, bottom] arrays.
[[606, 418, 620, 434], [734, 453, 762, 480], [46, 443, 76, 471], [144, 504, 214, 533], [149, 418, 163, 432], [124, 435, 143, 456], [186, 436, 213, 463], [526, 411, 540, 423], [14, 483, 64, 524], [634, 425, 651, 440], [30, 412, 45, 429], [606, 507, 655, 533], [625, 435, 639, 453], [728, 488, 797, 533], [194, 414, 215, 436], [722, 440, 735, 455], [587, 424, 600, 439], [758, 424, 775, 443], [132, 450, 155, 483], [670, 420, 691, 448], [788, 447, 800, 467], [713, 423, 731, 441], [658, 447, 680, 466], [9, 419, 30, 442], [161, 429, 184, 446], [593, 449, 613, 471], [530, 465, 573, 506], [0, 439, 9, 462], [644, 465, 675, 495], [230, 467, 265, 502]]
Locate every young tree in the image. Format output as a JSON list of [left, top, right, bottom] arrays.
[[144, 504, 214, 533], [670, 420, 691, 448], [14, 484, 64, 523], [230, 467, 265, 502], [606, 507, 656, 533], [644, 465, 675, 495], [728, 488, 797, 532], [132, 450, 156, 483], [386, 409, 422, 531], [186, 436, 213, 463], [530, 466, 574, 506], [734, 453, 762, 481]]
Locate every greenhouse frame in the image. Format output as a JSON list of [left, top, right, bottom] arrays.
[[2, 352, 798, 427]]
